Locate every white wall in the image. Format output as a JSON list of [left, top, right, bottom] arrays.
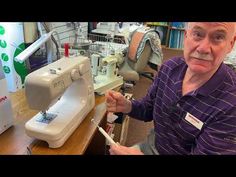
[[40, 22, 88, 45]]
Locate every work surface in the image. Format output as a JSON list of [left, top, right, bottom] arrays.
[[0, 89, 107, 155]]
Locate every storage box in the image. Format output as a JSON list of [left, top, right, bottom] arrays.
[[0, 78, 14, 134]]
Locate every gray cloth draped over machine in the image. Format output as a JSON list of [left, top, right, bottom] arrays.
[[118, 26, 163, 82]]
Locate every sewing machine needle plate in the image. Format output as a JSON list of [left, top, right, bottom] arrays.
[[36, 113, 57, 124]]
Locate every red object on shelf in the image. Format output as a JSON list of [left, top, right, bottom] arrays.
[[64, 43, 69, 57]]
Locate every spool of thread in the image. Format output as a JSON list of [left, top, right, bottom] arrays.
[[64, 43, 69, 57]]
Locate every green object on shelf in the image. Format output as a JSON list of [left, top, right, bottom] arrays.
[[13, 42, 28, 85]]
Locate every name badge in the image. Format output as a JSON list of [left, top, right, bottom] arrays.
[[184, 112, 203, 130]]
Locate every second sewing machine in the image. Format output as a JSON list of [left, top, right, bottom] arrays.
[[91, 52, 124, 95]]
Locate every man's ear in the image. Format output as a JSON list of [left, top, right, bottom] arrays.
[[184, 30, 187, 39], [227, 35, 236, 53], [183, 30, 188, 45]]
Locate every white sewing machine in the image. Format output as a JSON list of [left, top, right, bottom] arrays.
[[91, 53, 124, 95], [24, 56, 95, 148]]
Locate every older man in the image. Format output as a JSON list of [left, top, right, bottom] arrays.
[[106, 22, 236, 155]]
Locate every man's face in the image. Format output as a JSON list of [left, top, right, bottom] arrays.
[[183, 22, 236, 74]]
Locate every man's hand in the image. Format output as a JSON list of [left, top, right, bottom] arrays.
[[109, 144, 144, 155], [105, 90, 132, 114]]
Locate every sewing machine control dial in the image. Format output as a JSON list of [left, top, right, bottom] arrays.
[[71, 68, 81, 80], [79, 64, 86, 75]]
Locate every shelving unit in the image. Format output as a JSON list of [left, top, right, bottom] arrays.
[[146, 22, 169, 47], [146, 22, 185, 50]]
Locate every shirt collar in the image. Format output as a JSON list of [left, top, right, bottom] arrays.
[[195, 63, 227, 96]]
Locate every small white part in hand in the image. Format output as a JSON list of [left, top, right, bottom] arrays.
[[91, 119, 118, 146], [107, 112, 118, 123]]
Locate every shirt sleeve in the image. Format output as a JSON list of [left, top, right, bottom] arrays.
[[128, 66, 163, 122], [192, 107, 236, 155]]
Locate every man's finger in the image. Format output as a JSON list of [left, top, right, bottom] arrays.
[[106, 96, 116, 104], [111, 92, 123, 100], [106, 107, 117, 113]]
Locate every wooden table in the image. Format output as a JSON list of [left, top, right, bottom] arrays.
[[0, 89, 107, 155]]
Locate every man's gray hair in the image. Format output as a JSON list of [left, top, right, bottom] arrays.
[[184, 22, 236, 34]]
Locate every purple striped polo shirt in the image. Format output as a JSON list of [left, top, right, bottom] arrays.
[[129, 57, 236, 155]]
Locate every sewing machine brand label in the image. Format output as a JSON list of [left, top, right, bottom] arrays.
[[184, 112, 203, 130], [0, 96, 7, 104]]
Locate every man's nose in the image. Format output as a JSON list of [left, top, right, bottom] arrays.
[[196, 38, 211, 54]]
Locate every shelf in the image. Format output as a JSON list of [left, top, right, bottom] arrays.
[[147, 24, 185, 30], [146, 22, 184, 50], [169, 27, 185, 31], [147, 24, 169, 27], [162, 46, 183, 51], [146, 22, 169, 27]]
